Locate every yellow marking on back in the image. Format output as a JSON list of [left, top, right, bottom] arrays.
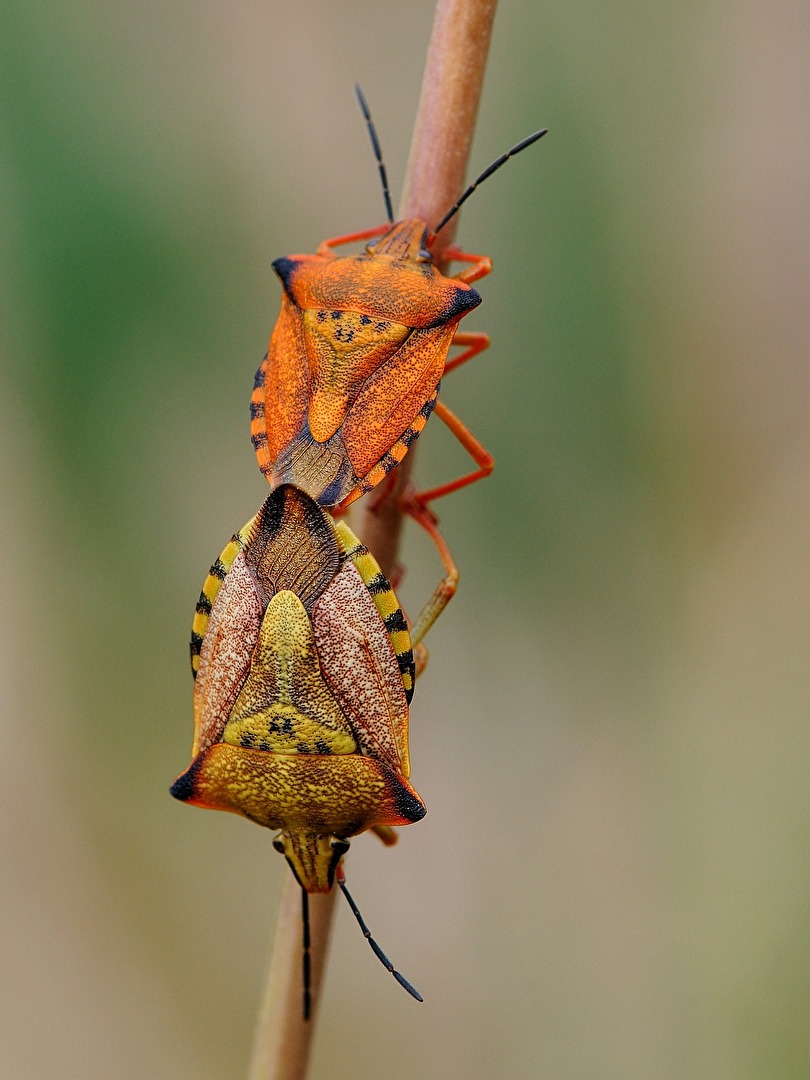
[[190, 512, 260, 678], [333, 519, 415, 701], [224, 590, 357, 755]]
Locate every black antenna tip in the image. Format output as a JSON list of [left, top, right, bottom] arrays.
[[354, 84, 395, 225], [393, 969, 424, 1003], [432, 125, 549, 236], [355, 83, 370, 118], [338, 875, 423, 1003], [518, 128, 549, 151]]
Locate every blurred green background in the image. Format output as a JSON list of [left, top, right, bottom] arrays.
[[2, 2, 809, 1078]]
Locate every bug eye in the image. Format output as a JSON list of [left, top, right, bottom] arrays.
[[331, 838, 350, 859], [272, 836, 285, 855]]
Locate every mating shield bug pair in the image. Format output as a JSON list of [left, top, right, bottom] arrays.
[[172, 89, 547, 1009], [247, 89, 546, 644]]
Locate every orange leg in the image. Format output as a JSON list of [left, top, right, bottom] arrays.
[[400, 493, 460, 647], [444, 330, 490, 376], [372, 825, 399, 846], [316, 224, 390, 257], [357, 471, 406, 588], [386, 562, 406, 592], [413, 641, 429, 679], [365, 467, 400, 513], [360, 479, 459, 645], [443, 245, 493, 285], [411, 398, 494, 509]]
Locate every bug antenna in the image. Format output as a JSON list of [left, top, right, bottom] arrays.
[[432, 127, 549, 236], [355, 84, 395, 225], [337, 873, 423, 1003], [301, 887, 312, 1022]]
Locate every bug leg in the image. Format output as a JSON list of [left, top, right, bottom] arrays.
[[386, 562, 406, 591], [365, 467, 400, 514], [371, 825, 399, 846], [413, 641, 430, 679], [316, 224, 390, 258], [400, 493, 459, 646], [443, 330, 490, 376], [411, 398, 495, 509], [443, 245, 493, 285]]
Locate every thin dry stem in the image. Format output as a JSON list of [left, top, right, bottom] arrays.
[[247, 2, 497, 1077], [247, 882, 336, 1080], [357, 0, 498, 577]]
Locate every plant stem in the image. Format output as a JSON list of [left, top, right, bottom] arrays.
[[247, 2, 497, 1076], [358, 0, 498, 577], [247, 882, 335, 1080]]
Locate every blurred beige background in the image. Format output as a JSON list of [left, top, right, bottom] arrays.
[[2, 2, 809, 1078]]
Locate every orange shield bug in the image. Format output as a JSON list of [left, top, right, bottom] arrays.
[[250, 88, 547, 512], [172, 484, 425, 1007]]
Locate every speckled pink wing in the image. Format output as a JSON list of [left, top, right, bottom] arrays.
[[192, 553, 262, 757], [312, 561, 410, 776]]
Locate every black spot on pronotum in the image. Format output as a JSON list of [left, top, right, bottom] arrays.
[[272, 256, 303, 293], [169, 759, 202, 802], [394, 787, 427, 824], [435, 284, 482, 325]]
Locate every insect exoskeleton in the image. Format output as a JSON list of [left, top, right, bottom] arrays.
[[251, 218, 485, 508], [171, 483, 425, 893], [250, 95, 546, 515]]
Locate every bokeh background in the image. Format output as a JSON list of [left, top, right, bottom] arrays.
[[2, 2, 809, 1078]]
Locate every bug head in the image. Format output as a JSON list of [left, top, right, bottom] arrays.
[[365, 219, 432, 265], [273, 830, 350, 893], [354, 86, 547, 263]]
